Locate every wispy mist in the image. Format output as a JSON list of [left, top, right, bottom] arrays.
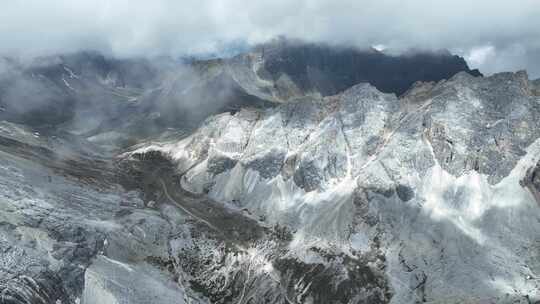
[[0, 52, 266, 149]]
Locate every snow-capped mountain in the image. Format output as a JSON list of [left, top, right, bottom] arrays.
[[1, 40, 538, 304]]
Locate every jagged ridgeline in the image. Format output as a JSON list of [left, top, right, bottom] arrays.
[[1, 39, 540, 304], [0, 39, 480, 147]]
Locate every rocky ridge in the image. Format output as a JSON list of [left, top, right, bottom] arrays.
[[131, 70, 540, 303]]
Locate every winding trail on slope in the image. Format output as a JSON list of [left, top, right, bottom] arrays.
[[159, 178, 221, 232]]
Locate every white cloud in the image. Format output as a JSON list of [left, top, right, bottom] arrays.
[[372, 44, 387, 52], [1, 0, 539, 77], [463, 44, 540, 78], [466, 46, 496, 67]]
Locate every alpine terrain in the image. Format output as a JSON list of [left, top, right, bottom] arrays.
[[0, 40, 539, 304]]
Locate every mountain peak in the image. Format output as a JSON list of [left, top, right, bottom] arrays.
[[250, 38, 482, 96]]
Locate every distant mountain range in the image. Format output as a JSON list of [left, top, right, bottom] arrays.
[[0, 39, 481, 142]]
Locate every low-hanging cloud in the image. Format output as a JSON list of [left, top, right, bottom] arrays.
[[1, 0, 540, 77]]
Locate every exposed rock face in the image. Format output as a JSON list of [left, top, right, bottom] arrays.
[[416, 71, 540, 183], [134, 71, 540, 303]]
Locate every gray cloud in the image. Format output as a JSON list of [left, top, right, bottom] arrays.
[[1, 0, 540, 77]]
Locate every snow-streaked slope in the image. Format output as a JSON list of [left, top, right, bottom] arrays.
[[0, 122, 208, 304], [133, 71, 540, 303]]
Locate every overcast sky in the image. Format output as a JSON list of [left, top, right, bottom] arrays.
[[1, 0, 540, 78]]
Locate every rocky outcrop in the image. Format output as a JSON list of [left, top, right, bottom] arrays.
[[418, 71, 540, 183]]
